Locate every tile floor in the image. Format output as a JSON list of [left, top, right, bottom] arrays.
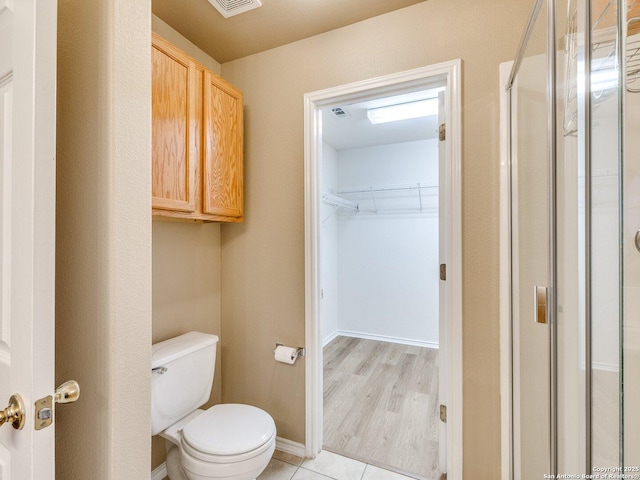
[[258, 450, 421, 480]]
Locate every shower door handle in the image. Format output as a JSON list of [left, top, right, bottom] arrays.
[[534, 286, 548, 324]]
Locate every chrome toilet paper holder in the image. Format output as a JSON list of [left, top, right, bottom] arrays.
[[273, 343, 305, 357]]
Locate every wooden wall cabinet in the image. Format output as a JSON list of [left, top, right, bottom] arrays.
[[151, 34, 243, 222]]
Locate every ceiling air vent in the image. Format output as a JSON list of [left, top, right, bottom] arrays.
[[331, 107, 350, 118], [208, 0, 262, 18]]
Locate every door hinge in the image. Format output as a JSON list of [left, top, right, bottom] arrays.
[[440, 263, 446, 281], [439, 123, 446, 141], [439, 404, 447, 423]]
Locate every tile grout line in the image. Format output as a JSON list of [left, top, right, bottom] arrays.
[[296, 462, 343, 480], [288, 463, 299, 480], [275, 455, 418, 480], [360, 463, 369, 480], [273, 452, 417, 480], [301, 465, 338, 480], [296, 460, 371, 480]]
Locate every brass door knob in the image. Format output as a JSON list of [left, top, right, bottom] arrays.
[[34, 380, 80, 431], [0, 394, 25, 430], [55, 380, 80, 404]]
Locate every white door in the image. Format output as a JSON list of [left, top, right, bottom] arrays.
[[437, 90, 447, 474], [0, 0, 57, 478]]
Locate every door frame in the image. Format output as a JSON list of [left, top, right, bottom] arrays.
[[303, 59, 463, 477]]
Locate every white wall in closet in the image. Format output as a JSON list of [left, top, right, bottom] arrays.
[[322, 139, 440, 347], [321, 142, 340, 343]]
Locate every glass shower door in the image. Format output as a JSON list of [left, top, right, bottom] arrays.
[[556, 0, 588, 473], [589, 0, 622, 471], [508, 0, 640, 476], [509, 0, 553, 476], [622, 0, 640, 469]]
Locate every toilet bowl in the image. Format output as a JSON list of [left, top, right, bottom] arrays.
[[152, 332, 276, 480]]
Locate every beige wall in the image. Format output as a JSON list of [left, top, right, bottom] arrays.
[[150, 19, 224, 471], [151, 221, 223, 469], [220, 0, 530, 476], [56, 0, 152, 478]]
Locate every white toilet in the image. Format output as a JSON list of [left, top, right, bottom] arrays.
[[151, 332, 276, 480]]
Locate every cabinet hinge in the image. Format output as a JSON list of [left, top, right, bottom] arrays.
[[439, 123, 446, 141], [439, 404, 447, 423], [440, 263, 447, 281]]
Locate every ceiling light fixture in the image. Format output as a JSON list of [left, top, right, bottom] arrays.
[[366, 98, 438, 124]]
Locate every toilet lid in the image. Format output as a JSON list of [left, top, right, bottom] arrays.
[[182, 404, 276, 456]]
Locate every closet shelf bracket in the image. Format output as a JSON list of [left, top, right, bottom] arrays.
[[321, 192, 359, 212]]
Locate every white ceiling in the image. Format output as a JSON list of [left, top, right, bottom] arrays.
[[152, 0, 428, 63], [322, 88, 443, 151]]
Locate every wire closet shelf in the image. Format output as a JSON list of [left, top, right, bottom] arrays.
[[322, 183, 438, 215]]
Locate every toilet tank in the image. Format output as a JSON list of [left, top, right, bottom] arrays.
[[151, 332, 218, 436]]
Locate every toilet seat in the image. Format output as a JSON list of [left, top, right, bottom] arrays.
[[181, 404, 276, 463], [178, 404, 277, 480]]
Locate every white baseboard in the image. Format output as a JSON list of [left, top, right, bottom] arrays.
[[323, 330, 439, 349], [276, 437, 306, 458], [322, 330, 341, 347], [151, 438, 305, 480], [151, 462, 167, 480]]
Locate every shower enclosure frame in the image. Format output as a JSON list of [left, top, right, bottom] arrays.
[[500, 0, 606, 477], [501, 0, 564, 477]]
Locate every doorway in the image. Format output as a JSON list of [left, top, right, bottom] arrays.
[[320, 87, 442, 478], [304, 61, 463, 478]]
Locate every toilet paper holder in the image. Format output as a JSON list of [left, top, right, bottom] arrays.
[[273, 343, 305, 358]]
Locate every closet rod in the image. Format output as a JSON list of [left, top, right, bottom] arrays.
[[337, 183, 438, 195]]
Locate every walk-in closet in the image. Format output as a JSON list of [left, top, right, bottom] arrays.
[[318, 89, 444, 479]]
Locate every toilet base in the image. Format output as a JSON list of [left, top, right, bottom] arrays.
[[181, 439, 274, 480], [165, 441, 274, 480], [166, 446, 188, 480]]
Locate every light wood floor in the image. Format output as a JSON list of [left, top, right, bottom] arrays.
[[323, 336, 443, 480]]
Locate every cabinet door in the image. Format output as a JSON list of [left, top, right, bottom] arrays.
[[202, 71, 243, 219], [151, 34, 198, 212]]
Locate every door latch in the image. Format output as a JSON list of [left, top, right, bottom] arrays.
[[34, 396, 53, 431], [34, 380, 80, 431]]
